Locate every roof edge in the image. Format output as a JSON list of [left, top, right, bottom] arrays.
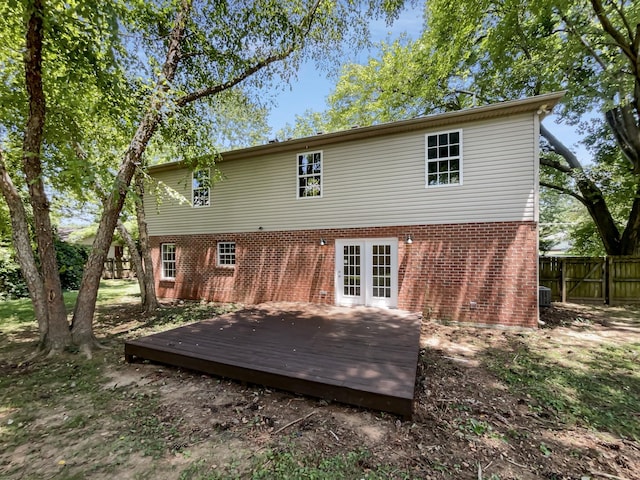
[[149, 91, 565, 173]]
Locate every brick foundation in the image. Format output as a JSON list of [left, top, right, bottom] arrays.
[[151, 221, 538, 328]]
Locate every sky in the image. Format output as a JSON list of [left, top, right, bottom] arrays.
[[266, 6, 425, 134], [264, 3, 592, 161]]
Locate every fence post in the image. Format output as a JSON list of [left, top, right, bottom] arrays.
[[560, 257, 566, 303], [604, 255, 613, 305]]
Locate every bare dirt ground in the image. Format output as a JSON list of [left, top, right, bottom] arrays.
[[1, 301, 639, 479]]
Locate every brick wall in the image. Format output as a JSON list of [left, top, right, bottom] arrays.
[[151, 221, 538, 328]]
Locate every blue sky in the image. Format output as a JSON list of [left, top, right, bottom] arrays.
[[265, 4, 592, 161], [266, 6, 424, 133]]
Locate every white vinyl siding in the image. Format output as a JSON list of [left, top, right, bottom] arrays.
[[146, 114, 537, 236]]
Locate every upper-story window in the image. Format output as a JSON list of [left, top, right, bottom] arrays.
[[192, 169, 210, 207], [161, 243, 176, 279], [297, 151, 322, 198], [425, 130, 462, 187]]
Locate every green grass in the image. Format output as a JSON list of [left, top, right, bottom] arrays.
[[0, 355, 107, 447], [0, 279, 140, 326], [0, 279, 239, 478], [485, 339, 640, 440], [178, 448, 415, 480], [112, 390, 175, 459], [94, 279, 141, 305]]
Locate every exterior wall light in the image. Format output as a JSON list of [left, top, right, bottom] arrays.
[[405, 235, 413, 245], [320, 238, 327, 246]]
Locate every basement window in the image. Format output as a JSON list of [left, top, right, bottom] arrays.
[[217, 242, 236, 267], [425, 130, 462, 187], [161, 243, 176, 279]]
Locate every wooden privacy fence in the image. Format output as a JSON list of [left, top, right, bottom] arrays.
[[103, 258, 133, 279], [539, 256, 640, 305]]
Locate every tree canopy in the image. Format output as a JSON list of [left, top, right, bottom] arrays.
[[0, 0, 406, 356], [284, 0, 640, 255]]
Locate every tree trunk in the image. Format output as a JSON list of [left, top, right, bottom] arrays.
[[116, 219, 147, 306], [620, 183, 640, 255], [135, 172, 159, 312], [541, 124, 623, 255], [574, 175, 623, 255], [0, 152, 49, 344], [70, 0, 193, 354], [70, 129, 157, 353], [22, 0, 70, 353]]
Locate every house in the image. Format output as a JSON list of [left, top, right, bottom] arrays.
[[146, 92, 564, 328]]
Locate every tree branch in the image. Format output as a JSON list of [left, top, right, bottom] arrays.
[[175, 0, 322, 107], [540, 125, 622, 254], [561, 13, 608, 70], [591, 0, 637, 70], [605, 106, 640, 172], [540, 181, 588, 206], [540, 155, 573, 174], [610, 0, 635, 47], [540, 124, 584, 170], [175, 49, 294, 107]]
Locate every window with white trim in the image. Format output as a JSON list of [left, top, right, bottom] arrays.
[[161, 243, 176, 279], [297, 151, 322, 198], [192, 169, 210, 207], [425, 130, 462, 187], [217, 242, 236, 266]]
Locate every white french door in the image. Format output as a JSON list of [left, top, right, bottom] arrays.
[[335, 238, 398, 308]]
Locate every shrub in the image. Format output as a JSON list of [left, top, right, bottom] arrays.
[[54, 239, 89, 291], [0, 245, 29, 300], [0, 240, 90, 299]]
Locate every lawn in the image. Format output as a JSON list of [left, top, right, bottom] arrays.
[[1, 285, 639, 479]]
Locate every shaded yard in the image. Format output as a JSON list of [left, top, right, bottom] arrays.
[[1, 281, 639, 479]]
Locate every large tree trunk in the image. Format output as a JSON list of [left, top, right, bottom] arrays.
[[574, 175, 623, 255], [541, 124, 623, 255], [116, 219, 147, 306], [620, 183, 640, 255], [0, 152, 49, 344], [134, 172, 159, 312], [70, 122, 160, 353], [605, 106, 640, 173], [605, 106, 640, 255], [70, 0, 193, 354], [22, 0, 70, 353]]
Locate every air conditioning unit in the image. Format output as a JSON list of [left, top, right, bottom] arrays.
[[538, 286, 551, 307]]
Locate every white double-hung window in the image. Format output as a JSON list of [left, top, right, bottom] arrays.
[[425, 130, 462, 187], [297, 151, 322, 198], [192, 169, 210, 207], [161, 243, 176, 279], [217, 242, 236, 267]]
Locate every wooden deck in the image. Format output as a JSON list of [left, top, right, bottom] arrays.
[[124, 303, 421, 418]]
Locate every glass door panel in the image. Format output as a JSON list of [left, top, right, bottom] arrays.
[[343, 244, 361, 297], [335, 239, 398, 308]]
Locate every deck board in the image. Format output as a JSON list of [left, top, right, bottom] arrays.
[[124, 303, 421, 417]]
